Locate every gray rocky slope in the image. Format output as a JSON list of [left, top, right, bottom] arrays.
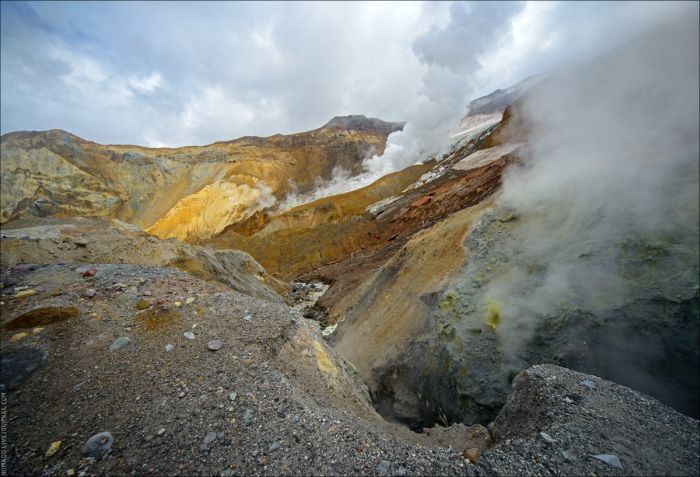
[[1, 261, 698, 476]]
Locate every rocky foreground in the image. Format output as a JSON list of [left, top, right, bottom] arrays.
[[1, 262, 698, 476]]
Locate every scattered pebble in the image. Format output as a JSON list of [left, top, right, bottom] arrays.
[[14, 289, 36, 299], [11, 332, 28, 342], [143, 290, 152, 296], [539, 431, 556, 444], [80, 269, 97, 277], [109, 336, 131, 351], [463, 447, 480, 464], [229, 392, 238, 401], [183, 331, 195, 340], [74, 238, 89, 247], [45, 440, 62, 457], [84, 288, 97, 298], [165, 344, 175, 352], [186, 297, 195, 304], [376, 460, 391, 474], [581, 379, 596, 389], [243, 315, 252, 321], [591, 454, 623, 469], [242, 408, 254, 425], [268, 441, 281, 452], [81, 432, 114, 459], [32, 327, 44, 334], [208, 339, 222, 351], [200, 431, 217, 450], [66, 469, 76, 477], [174, 301, 182, 307], [562, 450, 573, 461], [157, 428, 166, 436]]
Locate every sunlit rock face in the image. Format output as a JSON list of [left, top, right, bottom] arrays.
[[0, 116, 401, 241]]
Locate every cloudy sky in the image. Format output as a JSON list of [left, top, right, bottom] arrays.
[[0, 1, 693, 147]]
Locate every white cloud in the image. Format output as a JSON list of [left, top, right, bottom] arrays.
[[1, 1, 696, 147], [129, 72, 163, 93]]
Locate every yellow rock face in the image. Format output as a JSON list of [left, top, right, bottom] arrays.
[[1, 117, 400, 242], [146, 180, 275, 242], [331, 197, 496, 382], [209, 163, 431, 279]]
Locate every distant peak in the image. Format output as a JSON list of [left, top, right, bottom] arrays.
[[322, 115, 404, 132]]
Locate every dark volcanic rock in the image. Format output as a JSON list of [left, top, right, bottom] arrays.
[[479, 364, 700, 476], [0, 347, 45, 391]]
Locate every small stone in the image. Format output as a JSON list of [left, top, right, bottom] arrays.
[[562, 450, 573, 461], [396, 467, 408, 477], [135, 299, 150, 310], [174, 301, 182, 307], [144, 435, 154, 442], [564, 397, 574, 404], [242, 408, 254, 425], [114, 282, 128, 290], [186, 297, 195, 304], [268, 442, 281, 452], [581, 379, 596, 389], [591, 454, 623, 469], [157, 428, 166, 436], [178, 392, 186, 398], [165, 344, 175, 352], [208, 339, 222, 351], [463, 448, 480, 464], [84, 288, 97, 298], [66, 469, 76, 477], [45, 440, 62, 457], [200, 431, 217, 450], [376, 460, 391, 474], [143, 290, 152, 296], [322, 324, 337, 340], [539, 432, 556, 444], [32, 327, 44, 334], [80, 269, 97, 277], [81, 432, 114, 459], [11, 332, 28, 342], [14, 289, 36, 299], [229, 392, 238, 401], [184, 331, 195, 340], [74, 238, 89, 247], [109, 336, 131, 351]]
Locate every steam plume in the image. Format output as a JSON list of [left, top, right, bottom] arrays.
[[479, 15, 699, 410]]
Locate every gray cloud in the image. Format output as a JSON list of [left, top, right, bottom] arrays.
[[1, 1, 695, 148]]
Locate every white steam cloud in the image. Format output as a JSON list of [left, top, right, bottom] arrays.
[[484, 14, 699, 375], [279, 3, 522, 209], [364, 2, 523, 177]]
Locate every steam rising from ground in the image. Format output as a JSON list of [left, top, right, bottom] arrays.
[[484, 16, 699, 367], [279, 166, 360, 210], [364, 2, 522, 178], [280, 3, 522, 210]]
